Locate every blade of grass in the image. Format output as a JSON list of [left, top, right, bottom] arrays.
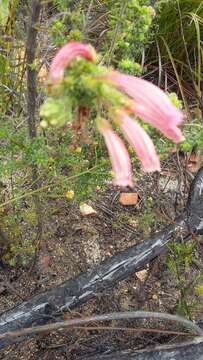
[[160, 35, 190, 117], [187, 12, 202, 100], [156, 37, 162, 87]]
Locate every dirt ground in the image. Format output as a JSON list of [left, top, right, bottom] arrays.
[[0, 157, 203, 360]]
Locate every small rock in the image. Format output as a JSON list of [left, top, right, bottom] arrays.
[[119, 192, 139, 206]]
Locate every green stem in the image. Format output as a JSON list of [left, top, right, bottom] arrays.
[[106, 1, 128, 66], [0, 165, 99, 208]]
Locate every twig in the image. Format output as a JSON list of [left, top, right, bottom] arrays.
[[0, 310, 202, 341], [26, 0, 41, 139], [26, 0, 43, 252], [62, 325, 190, 336]]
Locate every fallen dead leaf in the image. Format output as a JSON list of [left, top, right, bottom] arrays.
[[136, 269, 148, 282], [119, 192, 139, 206], [38, 64, 48, 82], [187, 150, 202, 173], [80, 203, 97, 216]]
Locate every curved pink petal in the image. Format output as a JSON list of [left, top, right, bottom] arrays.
[[98, 118, 133, 187], [118, 112, 160, 172], [106, 71, 184, 143], [49, 41, 96, 83]]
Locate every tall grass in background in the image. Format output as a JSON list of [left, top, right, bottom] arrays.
[[0, 0, 24, 112], [148, 0, 203, 116]]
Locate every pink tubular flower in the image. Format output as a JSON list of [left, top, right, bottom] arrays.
[[49, 41, 96, 83], [46, 41, 185, 188], [98, 118, 133, 187], [105, 71, 184, 143], [118, 112, 161, 172]]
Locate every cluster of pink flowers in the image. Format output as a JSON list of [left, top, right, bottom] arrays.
[[49, 41, 184, 187]]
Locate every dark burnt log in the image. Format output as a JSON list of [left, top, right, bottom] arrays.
[[81, 337, 203, 360]]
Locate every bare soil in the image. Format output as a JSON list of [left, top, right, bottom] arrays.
[[0, 158, 203, 360]]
